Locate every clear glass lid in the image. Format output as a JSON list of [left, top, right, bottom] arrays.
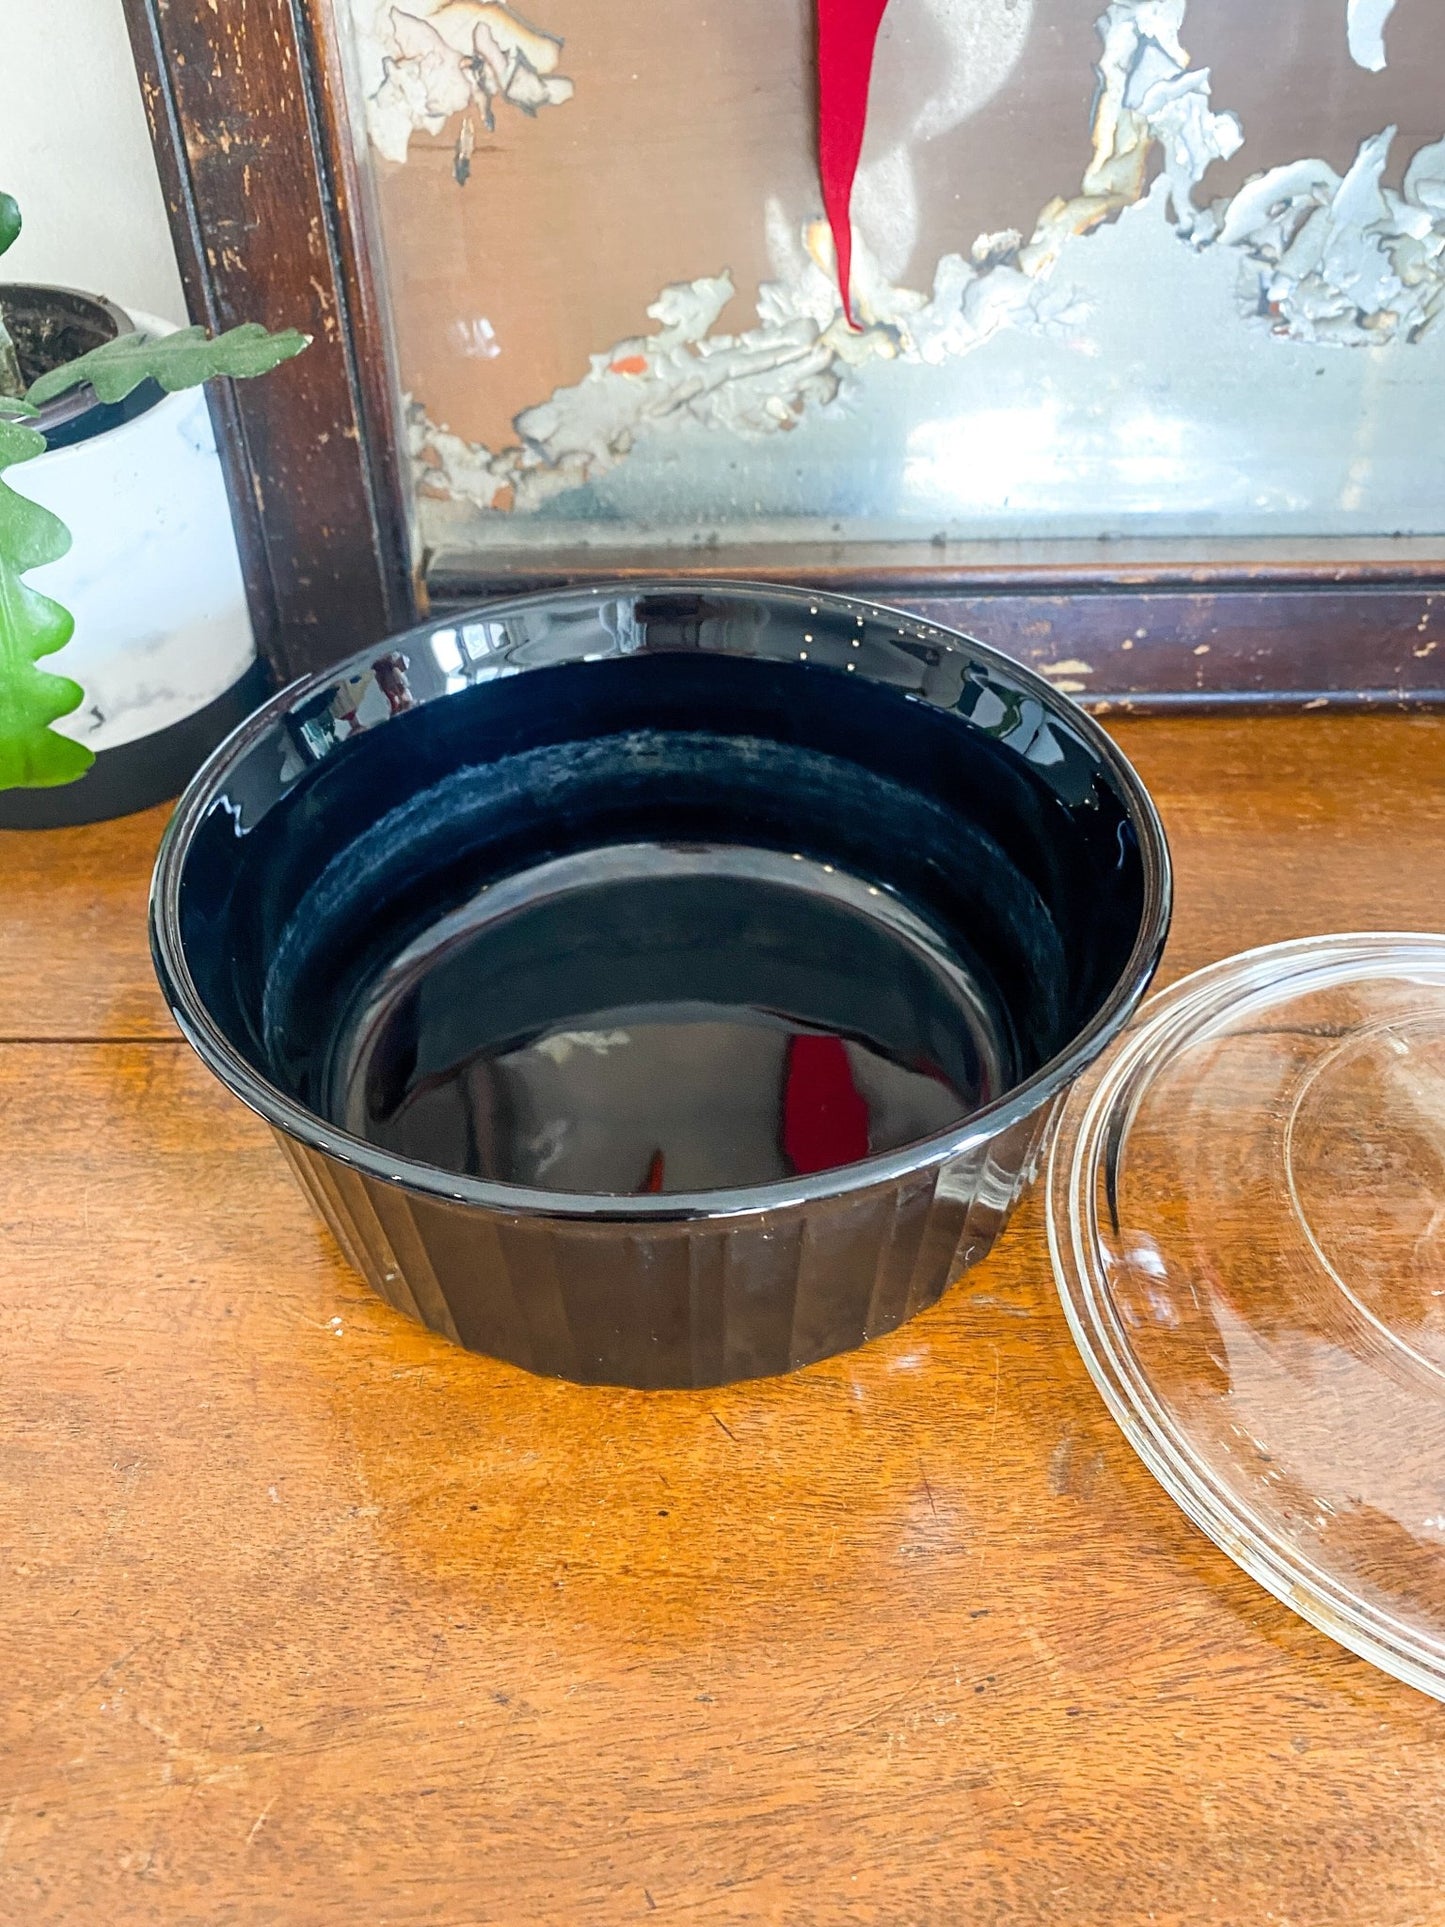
[[1048, 934, 1445, 1699]]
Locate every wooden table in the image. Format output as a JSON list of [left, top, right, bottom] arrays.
[[3, 713, 1444, 1925]]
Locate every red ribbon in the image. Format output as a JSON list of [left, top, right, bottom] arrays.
[[782, 1033, 870, 1175], [815, 0, 890, 328]]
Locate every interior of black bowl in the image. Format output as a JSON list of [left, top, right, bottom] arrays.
[[172, 605, 1153, 1197]]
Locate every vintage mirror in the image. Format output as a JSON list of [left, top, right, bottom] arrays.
[[123, 0, 1445, 704]]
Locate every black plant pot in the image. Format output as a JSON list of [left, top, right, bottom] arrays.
[[151, 584, 1171, 1387]]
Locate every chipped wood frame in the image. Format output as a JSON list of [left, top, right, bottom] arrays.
[[121, 0, 416, 685], [123, 0, 1445, 709]]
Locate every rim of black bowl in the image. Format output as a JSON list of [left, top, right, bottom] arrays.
[[150, 581, 1172, 1223]]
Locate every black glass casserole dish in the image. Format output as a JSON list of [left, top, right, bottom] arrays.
[[151, 584, 1170, 1387]]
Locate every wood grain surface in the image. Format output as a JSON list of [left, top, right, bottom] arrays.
[[2, 713, 1444, 1925]]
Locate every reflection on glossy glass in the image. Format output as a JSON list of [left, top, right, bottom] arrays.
[[1049, 935, 1445, 1700], [335, 846, 1004, 1192]]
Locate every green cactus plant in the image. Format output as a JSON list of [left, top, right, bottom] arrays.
[[0, 194, 308, 791]]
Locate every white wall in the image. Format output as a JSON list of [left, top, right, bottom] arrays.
[[0, 0, 186, 324]]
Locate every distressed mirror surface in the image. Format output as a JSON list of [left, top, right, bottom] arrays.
[[340, 0, 1445, 573]]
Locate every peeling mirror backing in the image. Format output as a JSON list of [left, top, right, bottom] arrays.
[[336, 0, 1445, 572]]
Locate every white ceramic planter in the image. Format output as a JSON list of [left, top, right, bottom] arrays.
[[0, 306, 264, 828]]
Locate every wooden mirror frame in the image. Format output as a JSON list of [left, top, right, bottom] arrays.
[[123, 0, 1445, 709]]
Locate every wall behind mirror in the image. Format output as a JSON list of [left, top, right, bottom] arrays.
[[1, 0, 183, 323]]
